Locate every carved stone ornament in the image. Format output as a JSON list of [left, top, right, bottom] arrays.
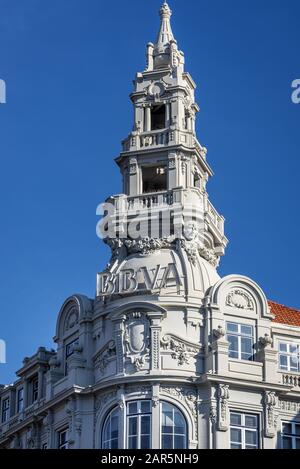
[[179, 239, 198, 265], [129, 158, 137, 175], [259, 334, 273, 348], [213, 325, 226, 340], [263, 391, 278, 438], [161, 334, 200, 366], [94, 340, 117, 374], [226, 289, 254, 310], [64, 306, 79, 332], [124, 237, 173, 256], [124, 312, 150, 371], [217, 384, 230, 431], [94, 390, 117, 414], [183, 222, 198, 242], [147, 81, 165, 98]]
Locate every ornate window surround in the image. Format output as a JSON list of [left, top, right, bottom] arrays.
[[96, 388, 195, 449]]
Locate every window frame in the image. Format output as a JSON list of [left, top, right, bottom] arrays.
[[65, 337, 79, 375], [17, 387, 24, 413], [126, 400, 152, 450], [102, 406, 120, 449], [229, 411, 259, 449], [58, 428, 69, 449], [226, 321, 255, 361], [31, 377, 39, 403], [1, 397, 10, 423], [281, 421, 300, 449], [278, 341, 300, 372], [160, 401, 188, 450]]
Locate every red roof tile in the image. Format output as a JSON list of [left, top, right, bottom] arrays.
[[269, 300, 300, 327]]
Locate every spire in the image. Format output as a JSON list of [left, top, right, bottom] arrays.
[[156, 2, 174, 49], [152, 2, 177, 70]]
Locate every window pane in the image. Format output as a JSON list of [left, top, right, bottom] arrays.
[[230, 413, 242, 426], [282, 423, 292, 435], [290, 344, 298, 355], [241, 337, 253, 357], [162, 410, 173, 427], [174, 435, 186, 449], [141, 435, 150, 449], [295, 438, 300, 449], [290, 354, 300, 371], [128, 417, 137, 436], [282, 436, 292, 449], [245, 430, 257, 446], [128, 402, 137, 415], [128, 436, 137, 449], [280, 355, 288, 369], [231, 443, 242, 449], [230, 428, 241, 444], [295, 424, 300, 436], [141, 401, 151, 414], [111, 439, 118, 449], [141, 415, 150, 435], [245, 415, 257, 428], [174, 410, 185, 434], [227, 335, 239, 352], [227, 323, 238, 333], [162, 435, 173, 449], [241, 325, 252, 336], [279, 343, 287, 352]]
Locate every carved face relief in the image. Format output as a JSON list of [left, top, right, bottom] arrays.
[[183, 222, 198, 241]]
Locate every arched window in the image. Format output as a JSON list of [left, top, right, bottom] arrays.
[[102, 407, 119, 449], [161, 402, 187, 449], [127, 400, 151, 449]]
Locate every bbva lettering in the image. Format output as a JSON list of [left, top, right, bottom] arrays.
[[97, 263, 182, 297]]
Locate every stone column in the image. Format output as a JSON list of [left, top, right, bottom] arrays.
[[145, 106, 151, 132], [148, 312, 163, 373], [151, 384, 160, 449], [114, 317, 125, 376]]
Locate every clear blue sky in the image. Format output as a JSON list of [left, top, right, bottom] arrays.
[[0, 0, 299, 384]]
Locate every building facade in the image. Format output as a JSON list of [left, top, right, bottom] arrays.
[[1, 2, 300, 450]]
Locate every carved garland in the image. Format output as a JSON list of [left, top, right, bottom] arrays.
[[160, 334, 201, 366]]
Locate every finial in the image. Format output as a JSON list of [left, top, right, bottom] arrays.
[[160, 2, 172, 19]]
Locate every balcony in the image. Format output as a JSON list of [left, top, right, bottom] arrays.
[[122, 129, 195, 152], [282, 373, 300, 389], [205, 199, 225, 235]]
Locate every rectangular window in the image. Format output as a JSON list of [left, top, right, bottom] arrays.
[[31, 377, 39, 403], [151, 104, 166, 130], [65, 338, 79, 375], [142, 165, 167, 194], [17, 388, 24, 413], [1, 397, 10, 423], [279, 342, 300, 372], [58, 429, 69, 449], [230, 412, 259, 449], [282, 422, 300, 449], [226, 322, 254, 361], [127, 400, 151, 449]]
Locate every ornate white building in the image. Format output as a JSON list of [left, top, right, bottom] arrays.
[[1, 2, 300, 450]]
